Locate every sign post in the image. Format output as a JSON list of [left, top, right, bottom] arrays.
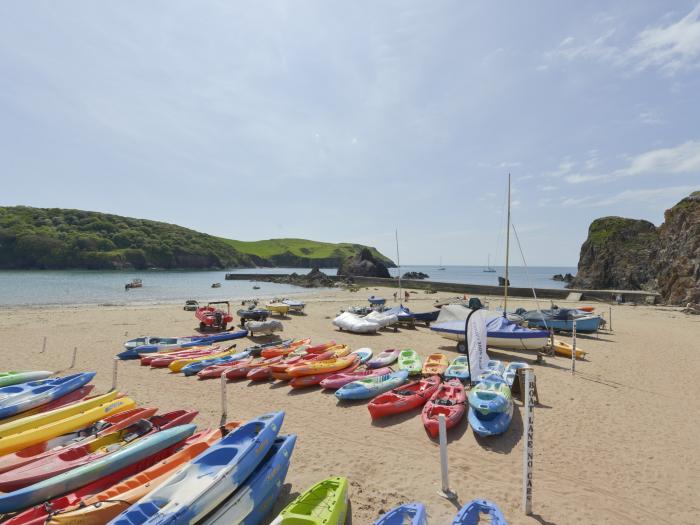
[[219, 374, 228, 428], [111, 358, 119, 391], [40, 336, 47, 354], [69, 346, 78, 369], [522, 368, 535, 515], [571, 319, 577, 374], [437, 414, 456, 500]]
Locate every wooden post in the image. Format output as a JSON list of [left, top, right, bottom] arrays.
[[40, 336, 47, 354], [219, 374, 228, 428], [69, 346, 78, 369], [437, 414, 456, 500], [571, 319, 577, 374], [111, 359, 119, 391], [609, 305, 613, 331], [522, 368, 535, 515]]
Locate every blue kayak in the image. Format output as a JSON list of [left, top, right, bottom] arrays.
[[0, 424, 195, 514], [109, 411, 285, 525], [452, 499, 507, 524], [117, 330, 248, 360], [374, 502, 428, 525], [467, 378, 512, 416], [0, 372, 95, 420], [468, 404, 513, 437], [350, 348, 373, 364], [335, 370, 409, 401], [180, 349, 251, 376], [368, 296, 386, 306], [444, 356, 471, 382], [201, 434, 296, 525]]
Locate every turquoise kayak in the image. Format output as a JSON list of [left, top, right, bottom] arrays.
[[374, 502, 428, 524], [201, 434, 296, 524], [0, 372, 94, 420], [0, 424, 195, 514], [110, 411, 285, 525], [335, 370, 409, 401], [0, 371, 53, 388]]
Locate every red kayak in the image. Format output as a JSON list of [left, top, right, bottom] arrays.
[[139, 346, 215, 366], [0, 410, 197, 492], [260, 338, 311, 359], [421, 378, 467, 438], [225, 356, 282, 380], [320, 366, 394, 390], [368, 375, 441, 419], [196, 357, 253, 380], [305, 341, 337, 354], [289, 356, 360, 389], [149, 347, 219, 368], [0, 406, 158, 474], [246, 356, 287, 382], [2, 425, 224, 525]]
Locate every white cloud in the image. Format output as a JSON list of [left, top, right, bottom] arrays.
[[564, 173, 609, 184], [540, 185, 557, 191], [638, 110, 663, 125], [614, 140, 700, 176], [499, 161, 522, 168], [629, 4, 700, 74], [561, 185, 698, 208]]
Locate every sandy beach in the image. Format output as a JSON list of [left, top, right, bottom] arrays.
[[1, 286, 698, 524]]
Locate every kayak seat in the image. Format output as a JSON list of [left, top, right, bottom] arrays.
[[434, 399, 455, 406]]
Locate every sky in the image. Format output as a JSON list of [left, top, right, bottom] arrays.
[[1, 1, 698, 266]]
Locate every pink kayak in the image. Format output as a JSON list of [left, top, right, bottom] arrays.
[[139, 347, 215, 366], [320, 367, 394, 390], [196, 357, 253, 379], [149, 347, 220, 368]]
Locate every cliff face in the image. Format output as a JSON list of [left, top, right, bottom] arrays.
[[655, 192, 700, 304], [572, 191, 700, 304], [337, 248, 391, 278]]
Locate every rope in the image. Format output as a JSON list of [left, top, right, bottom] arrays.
[[511, 222, 548, 330]]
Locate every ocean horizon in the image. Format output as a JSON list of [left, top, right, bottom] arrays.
[[0, 265, 576, 307]]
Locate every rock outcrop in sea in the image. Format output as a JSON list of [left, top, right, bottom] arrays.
[[403, 271, 429, 280], [337, 248, 391, 278], [571, 191, 700, 305]]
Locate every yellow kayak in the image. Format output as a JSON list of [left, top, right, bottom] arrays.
[[168, 347, 239, 373], [553, 339, 587, 360], [0, 392, 135, 455], [265, 302, 290, 315], [328, 345, 350, 358]]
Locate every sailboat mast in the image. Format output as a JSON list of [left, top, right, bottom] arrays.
[[504, 173, 511, 315], [395, 228, 402, 302]]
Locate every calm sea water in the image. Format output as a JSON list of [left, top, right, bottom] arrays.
[[0, 265, 576, 307]]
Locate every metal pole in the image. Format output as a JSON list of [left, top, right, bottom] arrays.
[[504, 173, 511, 314], [571, 319, 577, 374], [69, 346, 78, 369], [437, 413, 456, 500], [609, 305, 613, 331], [395, 228, 402, 303], [111, 359, 119, 391], [522, 368, 534, 515], [219, 374, 228, 428], [40, 336, 47, 354]]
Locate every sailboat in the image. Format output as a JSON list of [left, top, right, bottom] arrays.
[[436, 256, 445, 271], [483, 253, 496, 273]]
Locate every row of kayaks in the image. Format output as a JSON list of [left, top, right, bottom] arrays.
[[375, 500, 506, 524]]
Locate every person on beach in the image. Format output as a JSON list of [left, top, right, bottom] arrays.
[[404, 290, 409, 302], [393, 291, 397, 302]]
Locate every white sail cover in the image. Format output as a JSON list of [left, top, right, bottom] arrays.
[[466, 309, 490, 380]]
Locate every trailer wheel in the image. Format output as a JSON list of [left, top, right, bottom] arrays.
[[457, 341, 466, 354]]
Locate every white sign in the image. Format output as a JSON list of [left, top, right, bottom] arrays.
[[523, 368, 535, 514], [466, 309, 490, 379]]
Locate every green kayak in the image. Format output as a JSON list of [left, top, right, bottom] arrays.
[[397, 349, 422, 375], [271, 476, 348, 524], [0, 371, 53, 388]]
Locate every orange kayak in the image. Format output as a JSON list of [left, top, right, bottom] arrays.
[[269, 350, 333, 381], [290, 356, 361, 388], [422, 353, 449, 375], [47, 422, 242, 525], [578, 306, 595, 312], [305, 341, 337, 354], [288, 354, 357, 378], [260, 338, 311, 358]]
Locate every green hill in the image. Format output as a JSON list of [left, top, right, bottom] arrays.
[[0, 206, 394, 270], [222, 238, 395, 268]]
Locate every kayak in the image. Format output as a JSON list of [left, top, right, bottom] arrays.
[[0, 393, 136, 456], [350, 347, 373, 364], [367, 348, 400, 369], [245, 338, 294, 357], [0, 407, 158, 474], [0, 384, 95, 424], [197, 357, 254, 380], [169, 347, 240, 372], [468, 403, 513, 437], [42, 424, 242, 525], [117, 330, 248, 360], [468, 378, 512, 416], [444, 356, 470, 382], [246, 356, 287, 381], [270, 350, 336, 381], [422, 378, 467, 438], [335, 370, 410, 401], [553, 339, 587, 359], [261, 338, 312, 358], [200, 434, 296, 525], [289, 356, 361, 389], [0, 372, 95, 420], [181, 349, 252, 376], [225, 356, 282, 380], [0, 425, 196, 514], [147, 346, 218, 367], [0, 372, 53, 388], [288, 355, 357, 377], [397, 349, 422, 375], [123, 336, 198, 351], [108, 412, 284, 525], [304, 341, 337, 354], [270, 476, 348, 525], [368, 375, 441, 419], [502, 362, 530, 387], [320, 366, 393, 390], [485, 359, 505, 375], [422, 353, 448, 375], [452, 499, 507, 524], [374, 502, 427, 525]]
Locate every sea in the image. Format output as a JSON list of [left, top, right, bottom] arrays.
[[0, 265, 576, 307]]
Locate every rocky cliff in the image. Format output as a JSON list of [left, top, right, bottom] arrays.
[[337, 248, 391, 278], [571, 191, 700, 304]]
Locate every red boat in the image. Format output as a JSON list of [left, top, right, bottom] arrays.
[[0, 407, 158, 475], [421, 379, 467, 438], [368, 376, 441, 419], [196, 357, 253, 380], [289, 356, 361, 389], [225, 356, 282, 380], [195, 301, 234, 331], [260, 338, 312, 359]]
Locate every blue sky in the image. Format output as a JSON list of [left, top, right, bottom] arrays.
[[1, 1, 698, 266]]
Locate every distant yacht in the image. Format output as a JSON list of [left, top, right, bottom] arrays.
[[436, 256, 446, 270], [483, 253, 496, 273]]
